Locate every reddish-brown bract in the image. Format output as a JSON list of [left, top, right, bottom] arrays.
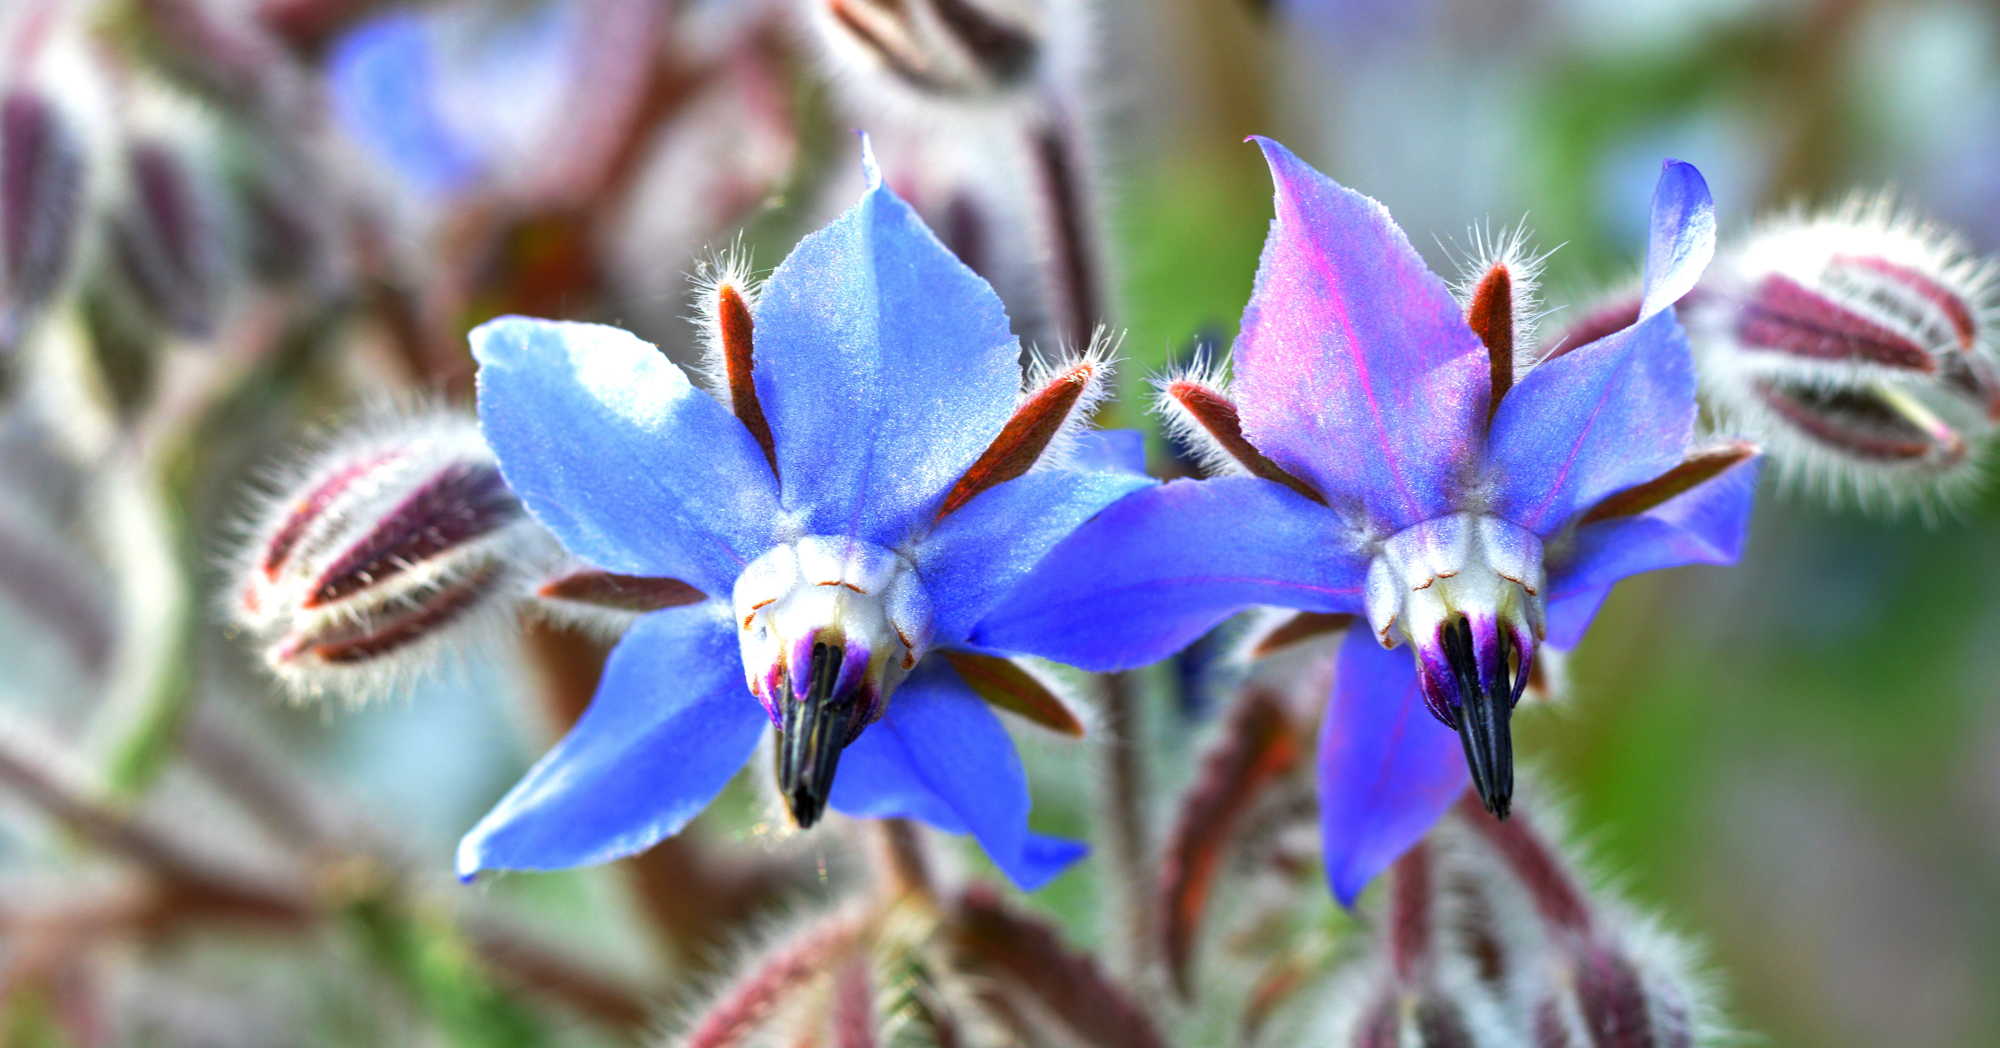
[[536, 569, 706, 611], [1157, 690, 1301, 998], [1576, 441, 1759, 525], [1165, 381, 1326, 504], [937, 362, 1093, 520], [717, 283, 779, 473], [940, 650, 1084, 737], [1467, 265, 1515, 419]]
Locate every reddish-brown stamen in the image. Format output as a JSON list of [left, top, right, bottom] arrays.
[[1251, 610, 1355, 657], [1467, 264, 1514, 421], [1166, 382, 1326, 505], [717, 283, 778, 474], [1577, 440, 1759, 525], [936, 362, 1093, 520], [941, 650, 1083, 737], [537, 570, 706, 612]]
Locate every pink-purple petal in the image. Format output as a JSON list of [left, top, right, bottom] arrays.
[[1233, 137, 1489, 529]]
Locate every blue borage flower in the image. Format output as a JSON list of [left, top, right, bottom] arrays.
[[975, 139, 1760, 904], [456, 140, 1151, 891]]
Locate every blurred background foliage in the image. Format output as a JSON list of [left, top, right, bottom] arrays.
[[0, 0, 1997, 1045]]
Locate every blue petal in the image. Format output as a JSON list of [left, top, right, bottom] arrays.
[[1233, 138, 1489, 530], [457, 604, 765, 877], [327, 12, 482, 195], [829, 657, 1083, 891], [1319, 634, 1468, 908], [1487, 309, 1696, 536], [917, 468, 1154, 647], [752, 140, 1022, 549], [971, 477, 1369, 670], [1541, 454, 1760, 645], [1064, 429, 1149, 476], [472, 317, 782, 594], [1639, 160, 1716, 318], [1544, 586, 1612, 649]]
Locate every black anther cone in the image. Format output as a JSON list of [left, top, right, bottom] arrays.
[[776, 641, 854, 828], [1441, 617, 1514, 819]]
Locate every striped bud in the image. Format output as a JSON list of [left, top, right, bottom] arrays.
[[0, 89, 84, 355], [809, 0, 1041, 104], [108, 140, 223, 338], [1444, 797, 1718, 1048], [1687, 195, 2000, 510], [232, 411, 549, 700]]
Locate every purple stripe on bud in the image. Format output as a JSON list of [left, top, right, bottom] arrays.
[[0, 89, 82, 349], [306, 462, 520, 606], [1737, 273, 1934, 371], [111, 142, 219, 337], [279, 563, 503, 665], [261, 448, 405, 579]]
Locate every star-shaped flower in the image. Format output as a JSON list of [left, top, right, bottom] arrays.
[[456, 141, 1151, 891], [975, 139, 1759, 904]]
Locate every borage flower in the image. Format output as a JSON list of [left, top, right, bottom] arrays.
[[456, 141, 1150, 890], [977, 140, 1758, 903]]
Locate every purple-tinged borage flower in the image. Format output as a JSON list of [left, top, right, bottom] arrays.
[[456, 140, 1149, 890], [976, 139, 1759, 904]]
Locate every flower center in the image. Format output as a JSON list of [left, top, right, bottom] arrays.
[[733, 536, 934, 827], [1364, 513, 1546, 817]]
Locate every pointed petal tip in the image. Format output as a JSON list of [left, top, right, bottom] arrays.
[[858, 131, 882, 191], [1640, 159, 1716, 318]]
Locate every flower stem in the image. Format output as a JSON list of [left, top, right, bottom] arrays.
[[1097, 670, 1155, 981]]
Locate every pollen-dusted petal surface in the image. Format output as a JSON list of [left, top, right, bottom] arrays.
[[472, 317, 782, 593], [456, 603, 765, 877], [828, 656, 1086, 891], [1488, 309, 1698, 536], [1318, 634, 1468, 908], [752, 146, 1021, 548], [1541, 453, 1760, 647], [916, 468, 1153, 647], [970, 477, 1369, 671], [1065, 429, 1149, 475], [1232, 138, 1489, 529]]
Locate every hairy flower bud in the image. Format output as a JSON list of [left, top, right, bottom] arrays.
[[1441, 798, 1720, 1048], [0, 88, 84, 355], [809, 0, 1042, 105], [1687, 195, 2000, 509], [232, 412, 549, 700], [108, 139, 223, 338]]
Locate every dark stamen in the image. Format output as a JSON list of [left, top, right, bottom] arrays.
[[717, 284, 779, 475], [1440, 617, 1513, 819], [1466, 264, 1514, 422], [776, 641, 854, 829]]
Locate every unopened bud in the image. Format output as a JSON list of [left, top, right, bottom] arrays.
[[0, 89, 84, 355], [108, 140, 223, 338], [809, 0, 1041, 105], [1687, 195, 2000, 509], [1442, 798, 1718, 1048], [232, 411, 549, 700]]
